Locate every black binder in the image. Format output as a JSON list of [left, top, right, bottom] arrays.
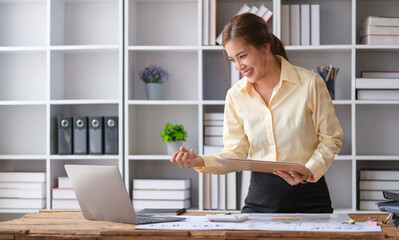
[[104, 116, 118, 155], [58, 116, 73, 155], [89, 116, 103, 154], [73, 116, 88, 154]]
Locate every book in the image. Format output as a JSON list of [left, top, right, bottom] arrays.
[[362, 16, 399, 27], [204, 126, 223, 136], [209, 0, 217, 45], [226, 172, 237, 210], [359, 200, 379, 210], [0, 198, 45, 209], [359, 190, 386, 201], [204, 120, 224, 126], [132, 199, 191, 210], [215, 4, 251, 45], [52, 188, 76, 199], [360, 26, 399, 37], [360, 170, 399, 181], [132, 189, 190, 200], [203, 145, 223, 155], [310, 4, 320, 45], [0, 172, 45, 182], [203, 173, 211, 210], [136, 208, 186, 216], [204, 112, 224, 120], [290, 4, 301, 45], [362, 71, 399, 78], [261, 7, 273, 24], [255, 4, 268, 18], [218, 174, 226, 210], [360, 34, 399, 44], [133, 179, 191, 190], [240, 171, 251, 209], [210, 174, 219, 209], [202, 0, 209, 45], [0, 182, 45, 190], [0, 188, 45, 198], [204, 136, 223, 146], [300, 4, 310, 46], [58, 176, 72, 188], [357, 89, 399, 100], [356, 78, 399, 89], [248, 5, 258, 14], [52, 199, 80, 210], [359, 180, 399, 190], [281, 5, 290, 45]]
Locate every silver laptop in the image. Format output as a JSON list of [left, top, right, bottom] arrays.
[[64, 164, 185, 224]]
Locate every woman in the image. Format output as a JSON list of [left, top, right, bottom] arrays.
[[170, 13, 343, 213]]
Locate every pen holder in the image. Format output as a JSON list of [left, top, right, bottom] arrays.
[[325, 80, 335, 100], [317, 64, 339, 101]]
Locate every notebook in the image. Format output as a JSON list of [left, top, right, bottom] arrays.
[[64, 164, 185, 224]]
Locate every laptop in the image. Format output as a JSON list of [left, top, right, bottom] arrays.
[[64, 164, 185, 224]]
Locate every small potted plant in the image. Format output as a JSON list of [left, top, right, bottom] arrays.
[[160, 123, 187, 154], [139, 65, 168, 100]]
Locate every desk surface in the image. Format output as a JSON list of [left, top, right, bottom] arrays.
[[0, 210, 397, 240]]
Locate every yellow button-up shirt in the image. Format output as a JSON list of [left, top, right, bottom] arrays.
[[196, 56, 343, 182]]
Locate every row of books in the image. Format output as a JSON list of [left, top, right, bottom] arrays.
[[0, 172, 46, 210], [52, 176, 80, 210], [132, 179, 191, 209], [203, 2, 273, 46], [360, 16, 399, 45], [359, 170, 399, 210], [204, 112, 224, 148], [281, 4, 320, 46], [356, 71, 399, 100]]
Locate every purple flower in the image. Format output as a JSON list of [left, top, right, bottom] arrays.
[[139, 65, 169, 83]]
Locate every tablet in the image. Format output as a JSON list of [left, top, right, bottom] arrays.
[[216, 158, 311, 176]]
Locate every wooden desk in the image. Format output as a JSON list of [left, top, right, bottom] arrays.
[[0, 210, 398, 240]]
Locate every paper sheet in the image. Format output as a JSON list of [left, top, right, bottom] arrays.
[[135, 213, 381, 232]]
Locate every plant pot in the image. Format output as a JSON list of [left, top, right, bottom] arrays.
[[166, 141, 183, 154], [145, 83, 163, 100]]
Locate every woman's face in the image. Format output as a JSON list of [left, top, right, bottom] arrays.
[[225, 38, 268, 83]]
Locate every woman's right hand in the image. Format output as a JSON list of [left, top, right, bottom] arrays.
[[170, 146, 205, 168]]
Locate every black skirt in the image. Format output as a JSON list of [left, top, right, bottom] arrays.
[[242, 172, 333, 213]]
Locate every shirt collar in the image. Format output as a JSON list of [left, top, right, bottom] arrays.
[[238, 56, 301, 96]]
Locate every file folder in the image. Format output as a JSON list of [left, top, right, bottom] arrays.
[[89, 117, 103, 154], [58, 116, 73, 155], [104, 116, 118, 154], [73, 116, 88, 154]]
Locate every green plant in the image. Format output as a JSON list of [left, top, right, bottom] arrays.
[[160, 123, 187, 142]]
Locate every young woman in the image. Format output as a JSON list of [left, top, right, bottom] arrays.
[[170, 13, 343, 213]]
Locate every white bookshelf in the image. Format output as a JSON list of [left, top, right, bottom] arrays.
[[1, 0, 398, 219], [0, 0, 123, 219]]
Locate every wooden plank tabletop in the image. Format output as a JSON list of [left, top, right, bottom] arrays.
[[0, 210, 397, 240]]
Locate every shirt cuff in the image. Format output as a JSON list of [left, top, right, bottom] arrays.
[[305, 160, 325, 182]]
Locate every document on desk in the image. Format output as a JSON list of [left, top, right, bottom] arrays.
[[135, 214, 381, 232]]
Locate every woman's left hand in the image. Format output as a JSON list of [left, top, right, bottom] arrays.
[[273, 170, 310, 186]]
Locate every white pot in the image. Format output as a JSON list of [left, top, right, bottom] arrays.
[[145, 83, 163, 100], [166, 141, 183, 154]]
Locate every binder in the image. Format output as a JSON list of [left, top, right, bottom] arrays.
[[58, 116, 72, 155], [88, 117, 103, 154], [73, 116, 88, 154], [104, 116, 118, 154]]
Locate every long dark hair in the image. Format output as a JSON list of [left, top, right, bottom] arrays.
[[221, 12, 288, 61]]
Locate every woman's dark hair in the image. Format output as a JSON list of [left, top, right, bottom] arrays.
[[222, 12, 288, 61]]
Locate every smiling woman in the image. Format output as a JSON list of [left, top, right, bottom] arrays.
[[170, 13, 343, 214]]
